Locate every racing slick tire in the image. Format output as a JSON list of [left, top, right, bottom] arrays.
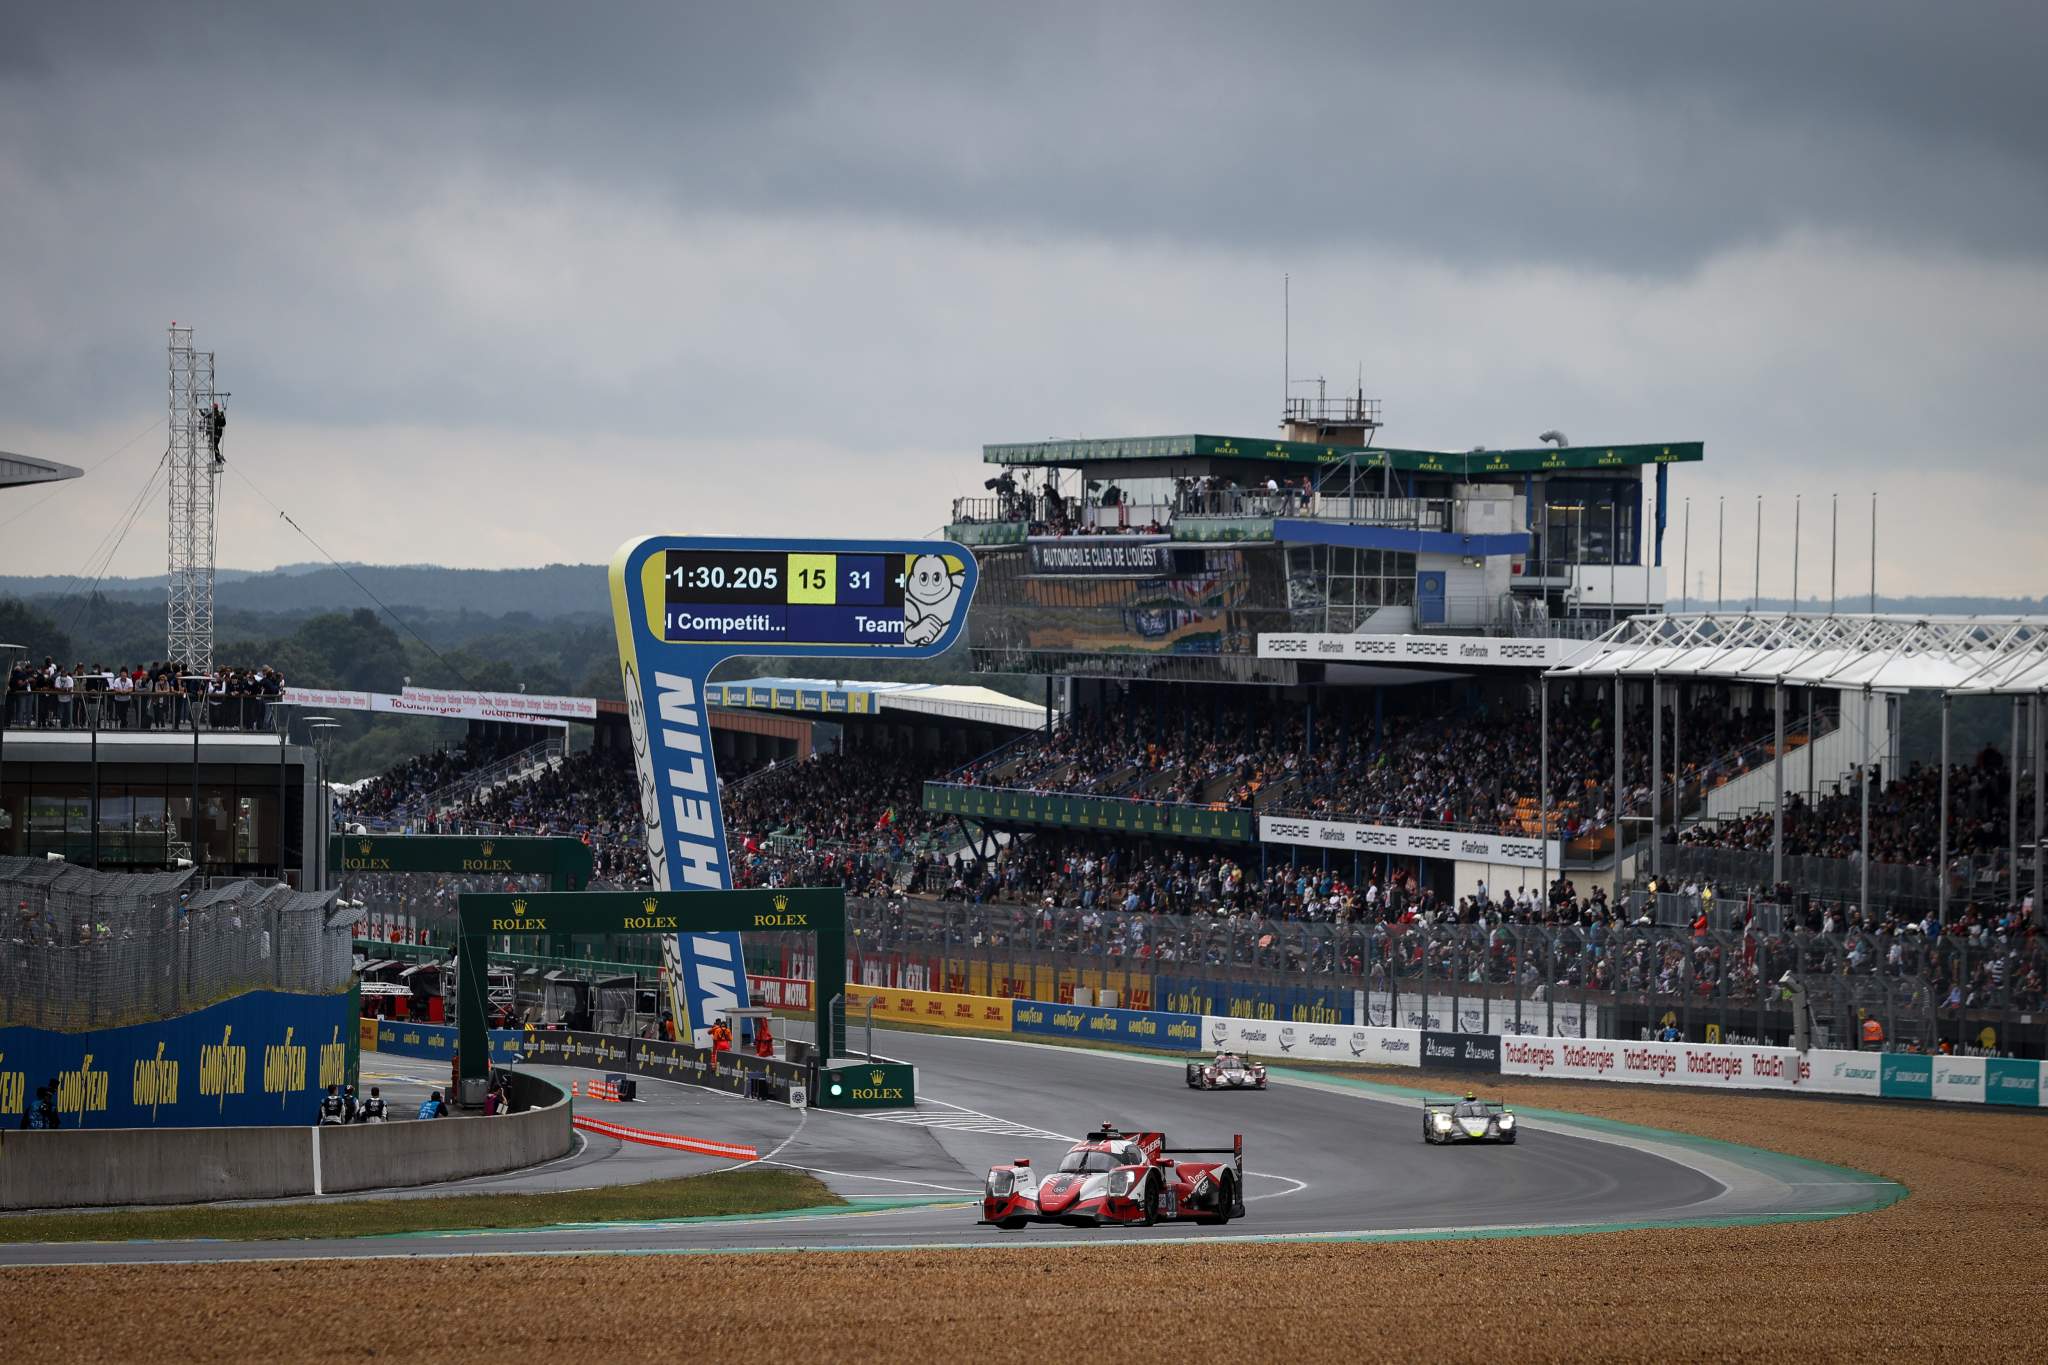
[[1210, 1173, 1235, 1226], [1139, 1173, 1160, 1227], [1185, 1065, 1203, 1089], [1502, 1132, 1517, 1145], [995, 1217, 1029, 1230]]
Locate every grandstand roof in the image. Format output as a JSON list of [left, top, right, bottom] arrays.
[[706, 677, 1050, 729], [982, 434, 1701, 475], [1549, 612, 2048, 693], [0, 450, 84, 491]]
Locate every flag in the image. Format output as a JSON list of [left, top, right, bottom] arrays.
[[876, 807, 895, 829]]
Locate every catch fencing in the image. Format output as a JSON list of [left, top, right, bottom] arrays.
[[0, 856, 355, 1030], [836, 897, 2048, 1054]]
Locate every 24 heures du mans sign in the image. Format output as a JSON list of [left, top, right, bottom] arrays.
[[458, 886, 842, 938]]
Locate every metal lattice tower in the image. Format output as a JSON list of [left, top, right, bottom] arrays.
[[166, 325, 221, 674]]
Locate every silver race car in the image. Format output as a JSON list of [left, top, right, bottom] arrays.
[[1423, 1093, 1517, 1144], [1186, 1052, 1268, 1091]]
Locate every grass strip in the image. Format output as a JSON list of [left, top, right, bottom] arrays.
[[0, 1169, 837, 1245]]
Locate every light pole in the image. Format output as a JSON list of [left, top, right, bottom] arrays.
[[304, 716, 340, 891], [0, 642, 24, 856]]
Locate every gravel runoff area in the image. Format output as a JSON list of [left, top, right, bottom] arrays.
[[6, 1072, 2043, 1364]]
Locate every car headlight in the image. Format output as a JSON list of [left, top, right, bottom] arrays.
[[1499, 1114, 1515, 1130], [1432, 1113, 1452, 1131], [1107, 1170, 1131, 1197], [986, 1170, 1014, 1197]]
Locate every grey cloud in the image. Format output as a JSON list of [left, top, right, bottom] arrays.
[[8, 2, 2045, 274]]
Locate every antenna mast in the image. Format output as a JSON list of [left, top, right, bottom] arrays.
[[166, 324, 222, 675]]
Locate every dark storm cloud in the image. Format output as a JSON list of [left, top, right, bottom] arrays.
[[8, 1, 2045, 271]]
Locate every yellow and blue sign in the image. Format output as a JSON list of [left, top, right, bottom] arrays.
[[1009, 1000, 1202, 1051], [375, 1020, 525, 1065], [608, 535, 978, 1047], [0, 990, 354, 1129], [1154, 975, 1354, 1023]]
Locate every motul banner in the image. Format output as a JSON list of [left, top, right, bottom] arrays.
[[748, 975, 813, 1011]]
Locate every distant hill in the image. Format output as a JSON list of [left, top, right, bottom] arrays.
[[0, 562, 610, 619]]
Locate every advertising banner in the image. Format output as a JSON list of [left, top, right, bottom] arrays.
[[845, 985, 1014, 1034], [374, 1020, 525, 1066], [1153, 975, 1352, 1024], [1026, 535, 1170, 576], [818, 1060, 915, 1109], [1362, 991, 1590, 1038], [0, 990, 355, 1129], [1202, 1016, 1421, 1068], [748, 975, 814, 1011], [1929, 1054, 1986, 1105], [1258, 815, 1560, 872], [1420, 1031, 1503, 1074], [395, 687, 597, 722], [281, 686, 375, 711], [1879, 1053, 1934, 1100], [1799, 1050, 1882, 1097], [628, 1037, 806, 1099], [1983, 1057, 2044, 1108], [1009, 1000, 1200, 1051], [1497, 1036, 1805, 1089], [1256, 632, 1599, 669]]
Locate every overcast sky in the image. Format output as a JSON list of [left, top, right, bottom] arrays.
[[3, 1, 2044, 596]]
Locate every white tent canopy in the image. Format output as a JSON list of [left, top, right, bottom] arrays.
[[1547, 612, 2048, 693]]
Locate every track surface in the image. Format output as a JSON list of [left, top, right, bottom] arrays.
[[0, 1029, 1884, 1265]]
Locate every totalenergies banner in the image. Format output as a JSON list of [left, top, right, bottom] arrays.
[[845, 985, 1013, 1034], [0, 990, 354, 1129], [1498, 1035, 1807, 1089]]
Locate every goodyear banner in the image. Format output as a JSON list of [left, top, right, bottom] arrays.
[[846, 985, 1013, 1033], [1009, 1000, 1200, 1051], [373, 1020, 526, 1066], [0, 990, 354, 1129], [1153, 975, 1353, 1023]]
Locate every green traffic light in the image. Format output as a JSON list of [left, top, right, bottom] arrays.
[[829, 1082, 843, 1096]]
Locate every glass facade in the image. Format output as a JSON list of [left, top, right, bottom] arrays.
[[1285, 544, 1417, 632], [0, 761, 303, 878]]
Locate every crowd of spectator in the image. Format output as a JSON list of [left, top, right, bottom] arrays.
[[947, 689, 1793, 845], [1677, 750, 2035, 867], [5, 657, 285, 730], [338, 739, 964, 894], [335, 734, 535, 829]]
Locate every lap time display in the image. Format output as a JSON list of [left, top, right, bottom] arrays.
[[662, 549, 964, 648]]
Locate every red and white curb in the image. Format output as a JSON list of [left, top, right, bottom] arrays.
[[571, 1113, 759, 1160]]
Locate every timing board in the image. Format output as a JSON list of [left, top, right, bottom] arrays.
[[610, 536, 978, 1052]]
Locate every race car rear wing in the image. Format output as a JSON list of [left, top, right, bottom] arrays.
[[1423, 1099, 1506, 1115], [1162, 1132, 1245, 1178]]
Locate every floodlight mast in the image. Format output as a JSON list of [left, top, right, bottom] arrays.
[[167, 324, 223, 676]]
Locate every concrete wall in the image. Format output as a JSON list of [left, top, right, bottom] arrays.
[[316, 1073, 569, 1196], [0, 1073, 569, 1211], [0, 1123, 313, 1210]]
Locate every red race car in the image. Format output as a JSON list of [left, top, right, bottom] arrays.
[[981, 1123, 1246, 1230]]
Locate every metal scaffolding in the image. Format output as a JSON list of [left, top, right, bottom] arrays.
[[166, 325, 221, 674]]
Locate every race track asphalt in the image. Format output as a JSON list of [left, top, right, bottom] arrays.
[[0, 1029, 1892, 1266]]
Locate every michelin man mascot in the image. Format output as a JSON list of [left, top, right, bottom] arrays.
[[902, 553, 966, 647]]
